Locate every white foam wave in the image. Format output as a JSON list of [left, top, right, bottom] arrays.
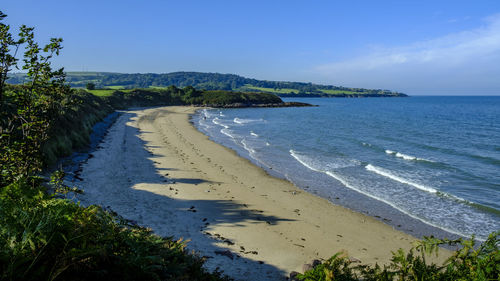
[[234, 117, 263, 124], [250, 131, 259, 137], [324, 171, 473, 240], [365, 164, 438, 193], [266, 142, 271, 146], [290, 150, 323, 173], [385, 149, 433, 162], [219, 111, 225, 117], [290, 151, 477, 240], [220, 128, 235, 139], [201, 109, 217, 119], [290, 150, 359, 170], [212, 117, 229, 129], [241, 139, 256, 154]]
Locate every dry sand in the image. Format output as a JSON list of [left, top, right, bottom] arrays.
[[74, 106, 436, 280]]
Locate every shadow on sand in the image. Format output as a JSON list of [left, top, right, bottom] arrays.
[[69, 111, 294, 280]]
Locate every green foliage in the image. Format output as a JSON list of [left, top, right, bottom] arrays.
[[8, 71, 407, 97], [0, 13, 69, 186], [0, 11, 229, 281], [85, 82, 95, 90], [0, 182, 227, 281], [296, 233, 500, 281]]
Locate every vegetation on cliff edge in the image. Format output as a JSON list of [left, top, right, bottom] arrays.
[[0, 11, 229, 281]]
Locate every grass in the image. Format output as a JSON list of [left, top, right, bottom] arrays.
[[105, 85, 126, 90], [86, 89, 115, 96], [244, 85, 367, 95], [243, 85, 299, 94], [87, 89, 134, 96]]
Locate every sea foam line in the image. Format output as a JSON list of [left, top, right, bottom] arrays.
[[234, 117, 264, 124], [212, 117, 229, 129], [385, 149, 434, 162], [290, 150, 322, 173], [289, 150, 473, 239], [250, 131, 259, 137], [241, 139, 256, 154], [365, 164, 437, 193], [220, 128, 235, 139]]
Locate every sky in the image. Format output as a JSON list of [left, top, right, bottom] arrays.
[[2, 0, 500, 95]]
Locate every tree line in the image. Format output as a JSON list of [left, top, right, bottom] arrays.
[[8, 71, 406, 97]]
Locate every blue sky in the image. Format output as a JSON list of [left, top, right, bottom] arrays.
[[3, 0, 500, 95]]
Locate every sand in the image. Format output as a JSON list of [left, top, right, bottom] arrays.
[[73, 106, 439, 280]]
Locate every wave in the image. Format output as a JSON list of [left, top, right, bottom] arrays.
[[385, 149, 434, 162], [234, 117, 264, 124], [220, 128, 236, 139], [290, 150, 323, 173], [290, 150, 359, 171], [290, 151, 474, 238], [325, 170, 481, 240], [365, 164, 437, 193], [250, 131, 259, 137], [241, 139, 256, 154], [212, 117, 229, 129]]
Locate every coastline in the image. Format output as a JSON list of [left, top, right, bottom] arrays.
[[73, 106, 447, 280]]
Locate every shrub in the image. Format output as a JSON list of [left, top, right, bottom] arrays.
[[296, 232, 499, 281], [0, 181, 228, 281]]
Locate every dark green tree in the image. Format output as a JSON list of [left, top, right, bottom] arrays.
[[86, 82, 95, 90], [0, 11, 20, 102]]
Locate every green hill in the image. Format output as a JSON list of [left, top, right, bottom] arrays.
[[8, 72, 406, 97]]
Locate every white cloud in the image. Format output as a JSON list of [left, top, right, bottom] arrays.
[[314, 14, 500, 94]]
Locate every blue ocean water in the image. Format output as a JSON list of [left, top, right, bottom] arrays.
[[193, 97, 500, 240]]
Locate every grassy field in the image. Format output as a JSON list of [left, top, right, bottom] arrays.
[[244, 85, 366, 95], [105, 85, 126, 90], [243, 85, 300, 94], [86, 89, 116, 96], [86, 89, 135, 96]]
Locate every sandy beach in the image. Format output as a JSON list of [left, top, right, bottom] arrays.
[[73, 106, 437, 280]]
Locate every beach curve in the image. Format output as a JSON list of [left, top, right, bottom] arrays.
[[73, 106, 442, 280]]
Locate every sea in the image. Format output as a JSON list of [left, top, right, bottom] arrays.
[[192, 96, 500, 241]]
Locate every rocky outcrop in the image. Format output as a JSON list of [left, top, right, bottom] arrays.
[[197, 101, 316, 108]]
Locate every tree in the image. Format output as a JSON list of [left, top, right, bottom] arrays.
[[0, 11, 20, 102], [0, 10, 70, 186], [86, 82, 95, 90]]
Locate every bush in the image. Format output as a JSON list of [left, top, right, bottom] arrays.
[[0, 181, 228, 281], [296, 232, 499, 281]]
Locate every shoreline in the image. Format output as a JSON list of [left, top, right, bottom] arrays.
[[192, 106, 464, 243], [72, 106, 448, 280]]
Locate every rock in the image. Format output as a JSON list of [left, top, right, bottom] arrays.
[[198, 102, 316, 108], [312, 259, 321, 267], [349, 257, 362, 263], [289, 271, 300, 280], [302, 263, 313, 273], [214, 250, 234, 260]]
